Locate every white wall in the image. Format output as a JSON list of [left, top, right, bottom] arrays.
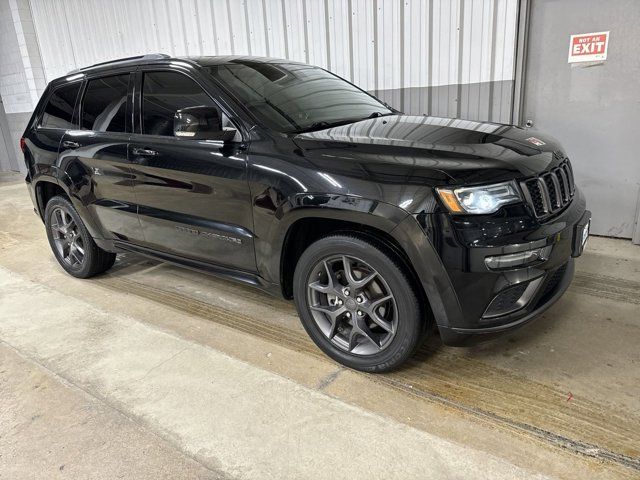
[[0, 0, 46, 171], [1, 0, 521, 172], [0, 0, 37, 114], [28, 0, 519, 121]]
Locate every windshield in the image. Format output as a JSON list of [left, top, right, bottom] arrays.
[[206, 62, 393, 133]]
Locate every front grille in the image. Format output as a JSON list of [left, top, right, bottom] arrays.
[[521, 159, 575, 218]]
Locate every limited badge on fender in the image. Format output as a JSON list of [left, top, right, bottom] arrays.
[[525, 137, 546, 146]]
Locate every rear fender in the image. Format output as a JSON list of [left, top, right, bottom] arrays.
[[35, 171, 105, 241]]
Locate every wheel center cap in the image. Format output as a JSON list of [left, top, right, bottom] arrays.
[[345, 298, 357, 310]]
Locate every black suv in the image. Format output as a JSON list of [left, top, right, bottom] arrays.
[[22, 55, 590, 372]]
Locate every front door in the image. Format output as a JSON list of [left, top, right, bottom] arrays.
[[129, 69, 255, 272], [59, 73, 143, 243]]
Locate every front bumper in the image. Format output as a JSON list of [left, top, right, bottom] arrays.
[[429, 188, 589, 346], [438, 258, 575, 346]]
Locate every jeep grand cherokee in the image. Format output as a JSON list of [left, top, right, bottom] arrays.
[[22, 54, 591, 372]]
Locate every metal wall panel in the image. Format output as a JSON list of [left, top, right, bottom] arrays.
[[0, 99, 17, 172], [523, 0, 640, 239], [29, 0, 519, 122]]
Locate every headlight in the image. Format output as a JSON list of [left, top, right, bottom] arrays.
[[436, 181, 522, 214]]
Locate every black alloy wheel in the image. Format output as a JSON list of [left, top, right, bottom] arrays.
[[45, 196, 116, 278], [49, 205, 86, 268], [293, 234, 425, 372], [307, 254, 398, 355]]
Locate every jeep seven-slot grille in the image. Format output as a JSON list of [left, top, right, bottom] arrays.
[[520, 159, 575, 218]]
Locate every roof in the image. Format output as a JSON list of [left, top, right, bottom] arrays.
[[66, 54, 304, 76], [181, 55, 304, 67]]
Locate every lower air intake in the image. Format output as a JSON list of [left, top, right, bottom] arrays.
[[482, 277, 544, 319]]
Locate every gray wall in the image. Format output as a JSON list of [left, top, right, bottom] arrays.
[[522, 0, 640, 239], [4, 111, 30, 172], [376, 80, 514, 121], [0, 98, 19, 172]]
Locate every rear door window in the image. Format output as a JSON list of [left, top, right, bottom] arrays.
[[40, 83, 81, 129], [81, 75, 129, 132]]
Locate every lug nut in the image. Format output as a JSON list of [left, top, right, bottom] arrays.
[[345, 312, 351, 318], [356, 295, 363, 303], [337, 299, 343, 305], [357, 310, 364, 317], [343, 288, 350, 296]]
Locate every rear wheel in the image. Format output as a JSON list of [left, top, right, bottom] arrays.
[[293, 234, 424, 372], [45, 196, 116, 278]]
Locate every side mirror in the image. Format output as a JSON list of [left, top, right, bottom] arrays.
[[174, 106, 236, 142]]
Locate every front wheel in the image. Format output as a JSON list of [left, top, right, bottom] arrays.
[[293, 234, 424, 372]]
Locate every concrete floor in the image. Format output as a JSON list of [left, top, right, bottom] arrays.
[[0, 171, 639, 479]]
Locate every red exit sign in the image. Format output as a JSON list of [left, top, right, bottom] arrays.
[[568, 31, 609, 63]]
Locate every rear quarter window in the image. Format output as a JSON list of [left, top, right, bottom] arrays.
[[40, 83, 81, 129]]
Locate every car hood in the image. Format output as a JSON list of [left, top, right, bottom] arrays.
[[292, 115, 566, 186]]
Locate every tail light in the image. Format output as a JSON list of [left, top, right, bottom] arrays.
[[19, 137, 26, 153]]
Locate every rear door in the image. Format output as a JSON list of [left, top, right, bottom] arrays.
[[59, 72, 143, 243], [129, 68, 255, 271]]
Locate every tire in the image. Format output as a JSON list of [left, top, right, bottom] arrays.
[[293, 233, 425, 372], [44, 195, 116, 278]]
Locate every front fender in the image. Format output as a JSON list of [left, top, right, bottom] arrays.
[[254, 192, 462, 329], [389, 215, 463, 329], [254, 193, 406, 283]]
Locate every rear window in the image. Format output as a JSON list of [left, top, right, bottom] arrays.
[[81, 74, 129, 132], [40, 83, 81, 129]]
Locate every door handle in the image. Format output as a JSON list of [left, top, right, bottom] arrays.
[[132, 147, 159, 157], [62, 140, 80, 149]]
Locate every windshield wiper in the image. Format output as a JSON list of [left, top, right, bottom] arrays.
[[364, 111, 395, 119], [294, 118, 361, 134], [294, 111, 396, 134]]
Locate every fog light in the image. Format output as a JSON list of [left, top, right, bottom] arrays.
[[485, 246, 552, 270]]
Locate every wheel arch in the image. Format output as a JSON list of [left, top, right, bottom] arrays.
[[34, 175, 104, 240], [34, 178, 68, 221], [267, 196, 464, 331], [280, 216, 418, 297]]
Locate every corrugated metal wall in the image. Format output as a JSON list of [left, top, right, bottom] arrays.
[[29, 0, 519, 122]]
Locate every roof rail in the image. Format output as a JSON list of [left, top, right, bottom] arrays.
[[67, 53, 171, 75]]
